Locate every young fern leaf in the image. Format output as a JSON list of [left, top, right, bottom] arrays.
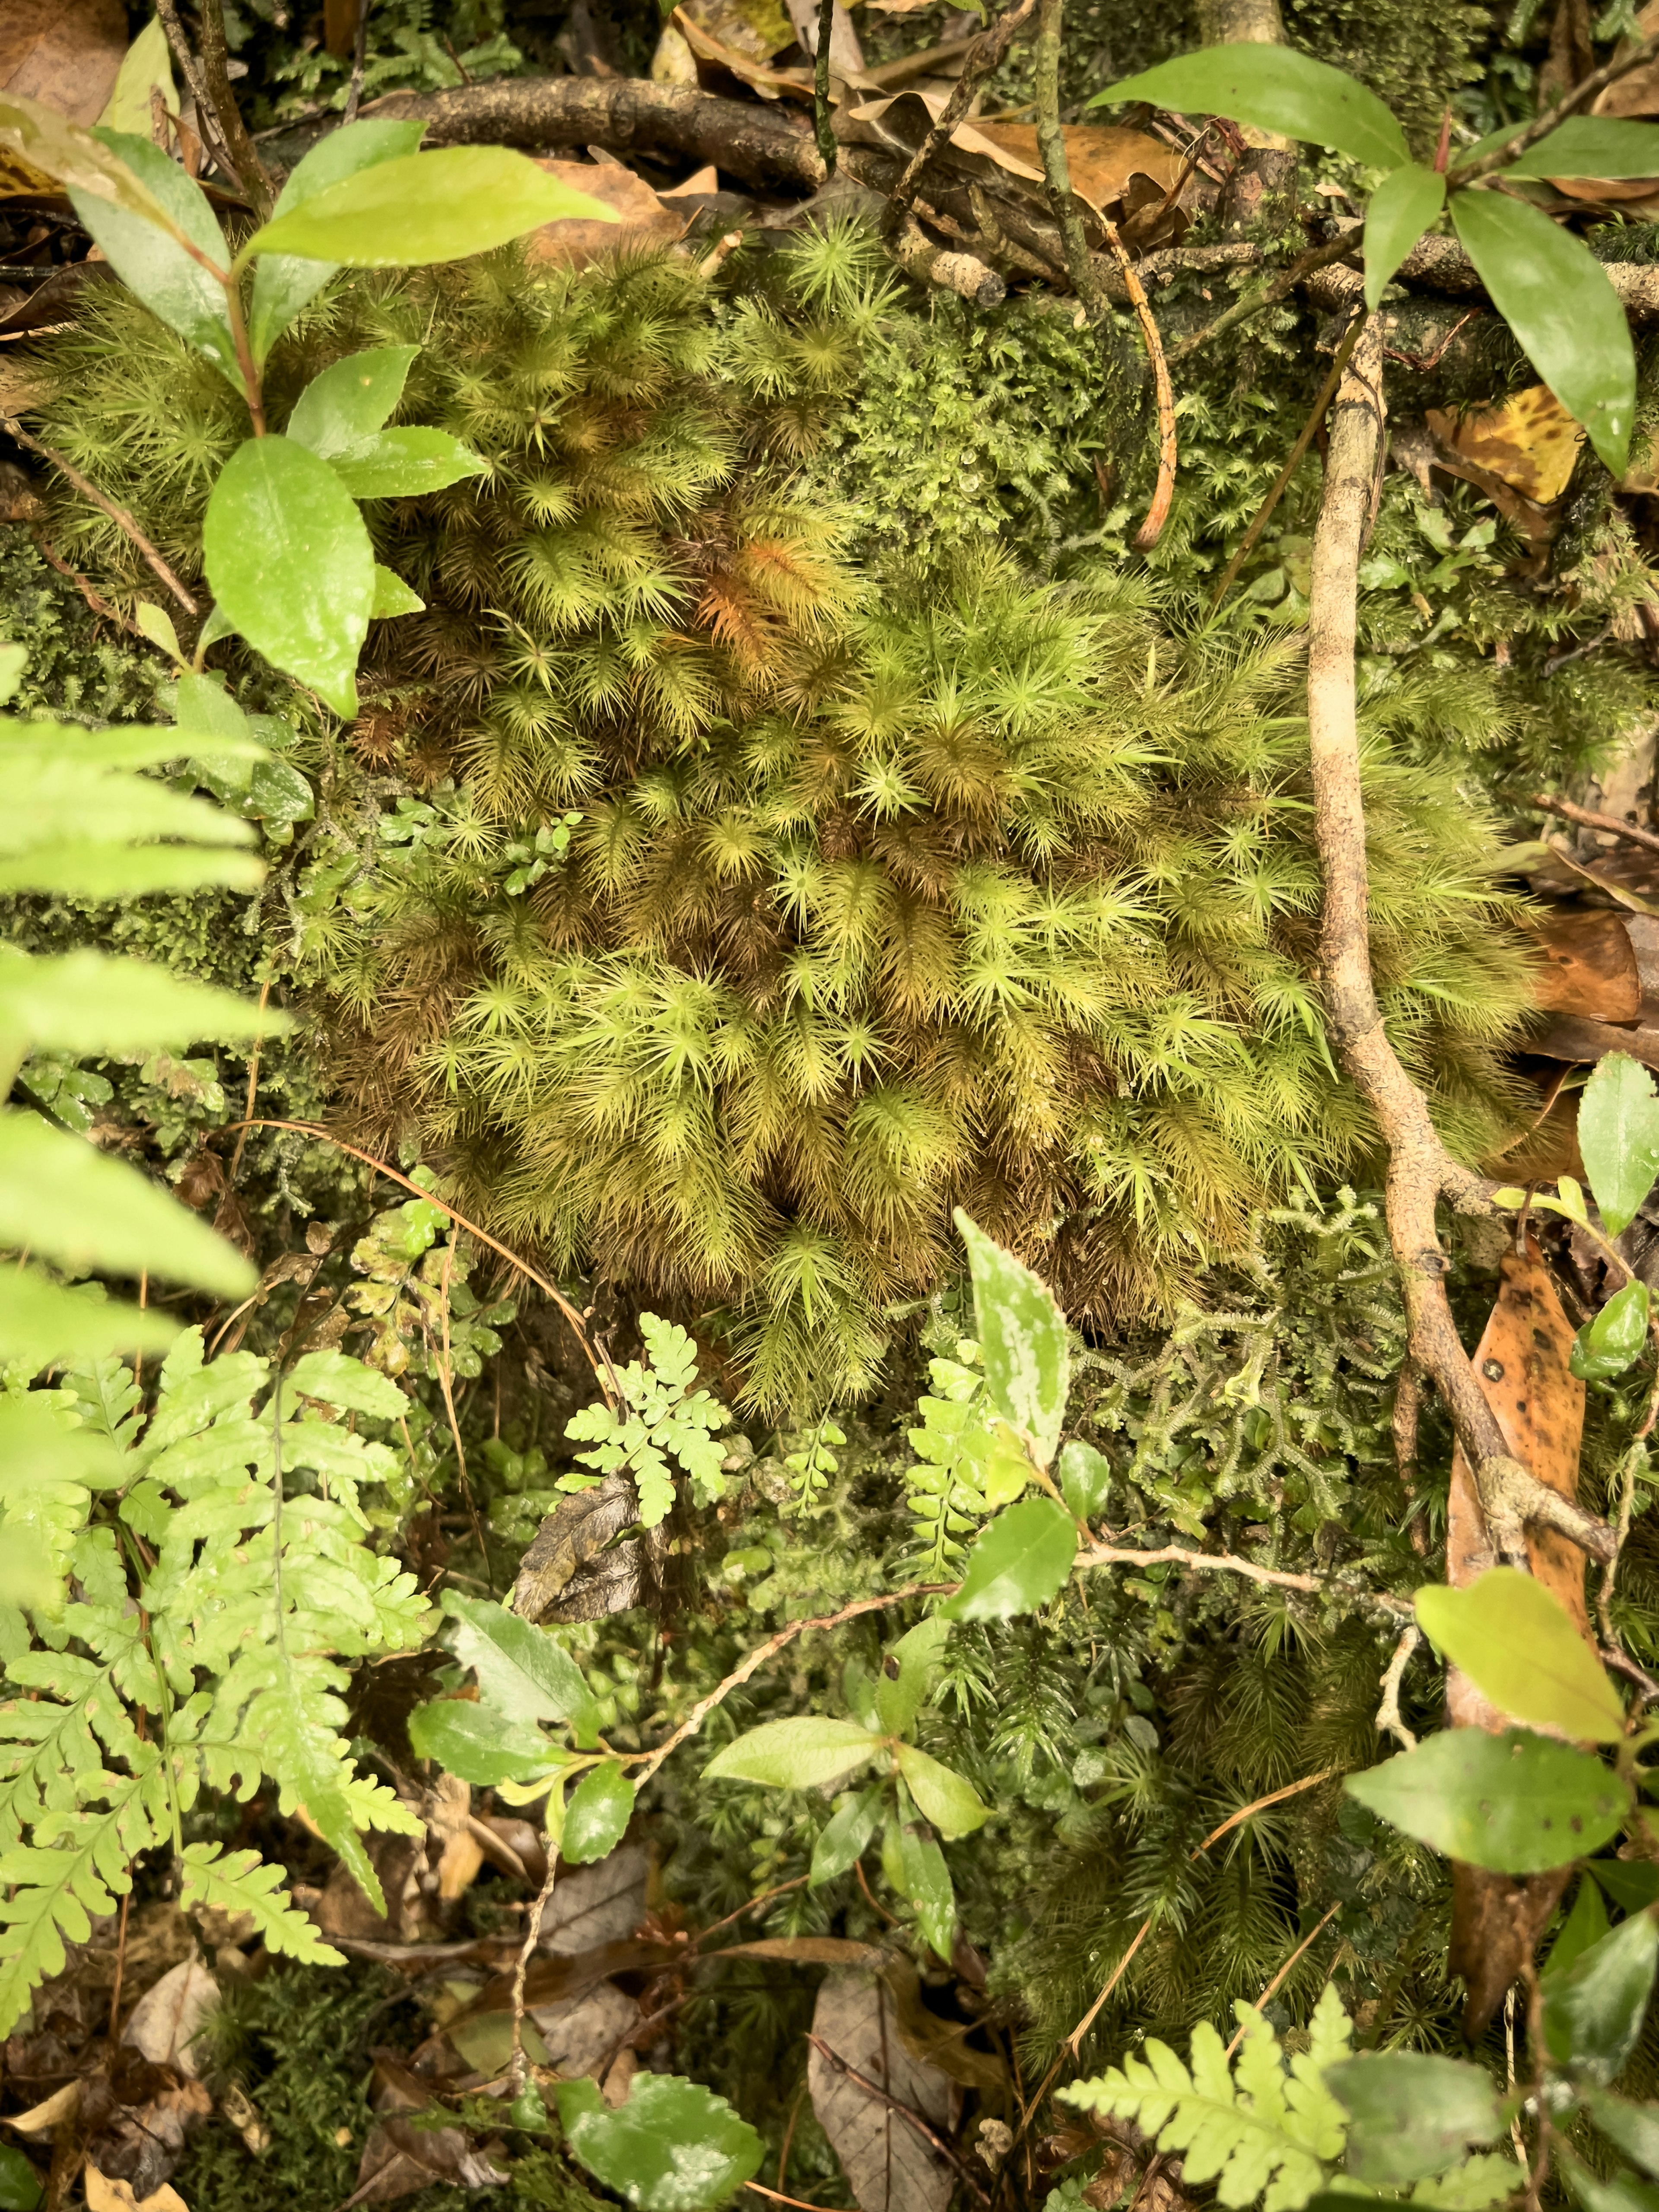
[[178, 1843, 344, 1966], [562, 1313, 727, 1528]]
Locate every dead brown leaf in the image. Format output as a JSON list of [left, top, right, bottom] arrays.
[[1425, 385, 1584, 506], [1595, 0, 1659, 114], [1524, 909, 1643, 1022], [83, 2167, 189, 2212], [526, 159, 686, 268], [343, 2118, 509, 2207], [0, 0, 128, 130], [121, 1963, 218, 2080], [510, 1471, 650, 1622], [807, 1969, 960, 2212]]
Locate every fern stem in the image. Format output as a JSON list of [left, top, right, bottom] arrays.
[[812, 0, 838, 176], [270, 1373, 289, 1667]]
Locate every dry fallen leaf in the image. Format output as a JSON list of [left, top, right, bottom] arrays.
[[4, 2082, 80, 2138], [121, 1961, 219, 2080], [83, 2168, 189, 2212], [969, 121, 1185, 217], [1425, 385, 1585, 506], [525, 161, 686, 267], [426, 1775, 485, 1904], [1595, 0, 1659, 114], [0, 0, 128, 129], [808, 1969, 960, 2212], [1524, 908, 1643, 1022]]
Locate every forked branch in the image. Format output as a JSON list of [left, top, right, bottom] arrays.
[[1305, 315, 1615, 1573]]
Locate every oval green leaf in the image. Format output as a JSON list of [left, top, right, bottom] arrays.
[[69, 131, 238, 391], [327, 427, 488, 501], [873, 1615, 950, 1739], [286, 344, 420, 458], [1345, 1727, 1625, 1871], [1543, 1911, 1659, 2084], [1325, 2052, 1503, 2185], [556, 2074, 763, 2212], [1088, 43, 1408, 170], [1415, 1569, 1626, 1742], [441, 1590, 603, 1744], [893, 1743, 989, 1839], [956, 1210, 1068, 1465], [372, 565, 425, 619], [1058, 1437, 1111, 1523], [703, 1716, 879, 1792], [810, 1784, 884, 1887], [203, 436, 374, 716], [243, 146, 621, 269], [1578, 1052, 1659, 1238], [944, 1495, 1078, 1621], [1573, 1279, 1651, 1383], [563, 1761, 634, 1864], [248, 118, 426, 362], [897, 1815, 957, 1961], [1506, 116, 1659, 180], [406, 1696, 563, 1786], [1365, 164, 1446, 309], [1449, 188, 1634, 477]]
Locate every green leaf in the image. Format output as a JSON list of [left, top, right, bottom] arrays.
[[96, 15, 177, 139], [0, 1110, 255, 1297], [285, 1348, 407, 1421], [407, 1696, 566, 1786], [1365, 164, 1446, 309], [68, 132, 239, 394], [1578, 1053, 1659, 1237], [704, 1717, 879, 1792], [897, 1812, 957, 1961], [1592, 1862, 1659, 1913], [1573, 1281, 1651, 1382], [1414, 1569, 1627, 1742], [1087, 43, 1409, 169], [1449, 189, 1634, 476], [944, 1496, 1077, 1621], [1560, 2147, 1659, 2212], [563, 1762, 634, 1864], [0, 948, 283, 1058], [0, 2142, 42, 2212], [1586, 2088, 1659, 2179], [177, 1841, 343, 1967], [1547, 1875, 1613, 1983], [0, 1268, 176, 1376], [286, 345, 420, 455], [955, 1210, 1068, 1464], [1058, 1437, 1111, 1522], [1505, 116, 1659, 180], [893, 1743, 989, 1839], [810, 1785, 884, 1887], [372, 566, 425, 619], [441, 1591, 603, 1745], [247, 119, 426, 363], [202, 436, 375, 716], [874, 1615, 950, 1737], [1325, 2053, 1503, 2185], [133, 600, 184, 666], [1543, 1911, 1659, 2083], [326, 427, 488, 501], [1345, 1728, 1625, 1871], [243, 147, 621, 269], [556, 2074, 763, 2212]]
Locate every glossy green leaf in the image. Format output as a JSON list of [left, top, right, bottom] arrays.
[[897, 1810, 957, 1961], [1560, 2148, 1659, 2212], [563, 1762, 634, 1864], [1058, 1437, 1111, 1522], [1326, 2053, 1503, 2185], [556, 2074, 763, 2212], [1365, 163, 1446, 308], [893, 1743, 989, 1839], [248, 119, 426, 363], [1573, 1281, 1651, 1382], [284, 1348, 407, 1421], [0, 89, 175, 226], [0, 1109, 254, 1296], [1591, 1861, 1659, 1914], [704, 1717, 878, 1792], [0, 948, 282, 1058], [944, 1496, 1078, 1621], [0, 2142, 42, 2212], [244, 147, 620, 269], [1543, 1911, 1659, 2082], [1586, 2088, 1659, 2180], [955, 1210, 1068, 1465], [1578, 1053, 1659, 1237], [1415, 1569, 1626, 1742], [327, 427, 488, 501], [133, 600, 184, 666], [1450, 188, 1634, 476], [372, 566, 425, 619], [0, 1267, 177, 1375], [407, 1696, 563, 1785], [1506, 116, 1659, 180], [874, 1615, 950, 1738], [440, 1591, 603, 1746], [286, 345, 420, 455], [69, 131, 238, 393], [1547, 1875, 1613, 1983], [810, 1784, 884, 1887], [1346, 1728, 1625, 1871], [1087, 43, 1408, 169], [96, 15, 177, 138], [202, 436, 375, 715]]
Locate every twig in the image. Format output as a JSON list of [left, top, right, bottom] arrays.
[[343, 0, 372, 127], [1304, 311, 1616, 1573], [1076, 1540, 1414, 1614], [1529, 790, 1659, 859], [215, 1115, 613, 1402], [888, 0, 1040, 218], [509, 1850, 558, 2086], [1451, 34, 1659, 188], [154, 0, 232, 180], [805, 2035, 992, 2206], [30, 528, 141, 637], [812, 0, 837, 177], [697, 230, 744, 280], [1210, 304, 1363, 609], [438, 1233, 492, 1588], [1600, 1642, 1659, 1703], [855, 1856, 901, 1926], [1224, 1900, 1342, 2056], [107, 1889, 132, 2040], [626, 1584, 954, 1785], [194, 0, 273, 211], [6, 418, 197, 614], [1032, 0, 1120, 362], [696, 1875, 812, 1947], [1170, 230, 1357, 363], [227, 981, 271, 1185], [777, 2078, 808, 2197], [744, 2185, 830, 2209], [1375, 1624, 1422, 1751], [1096, 216, 1176, 548]]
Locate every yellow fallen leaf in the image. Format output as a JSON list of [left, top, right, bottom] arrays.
[[84, 2166, 188, 2212], [1426, 384, 1585, 505]]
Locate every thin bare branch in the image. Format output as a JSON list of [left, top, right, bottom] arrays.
[[1096, 216, 1177, 547], [1077, 1539, 1414, 1614], [1451, 34, 1659, 187], [887, 0, 1039, 219], [1529, 790, 1659, 859], [7, 418, 197, 614], [1376, 1624, 1422, 1750], [1224, 1900, 1342, 2056], [1171, 229, 1357, 362]]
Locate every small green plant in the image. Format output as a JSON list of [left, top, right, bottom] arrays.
[[561, 1313, 729, 1529]]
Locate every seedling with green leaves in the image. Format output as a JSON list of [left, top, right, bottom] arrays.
[[0, 91, 614, 715]]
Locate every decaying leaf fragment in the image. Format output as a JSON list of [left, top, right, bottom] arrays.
[[807, 1969, 960, 2212], [1445, 1235, 1590, 2034], [342, 2053, 509, 2209], [510, 1470, 652, 1624]]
